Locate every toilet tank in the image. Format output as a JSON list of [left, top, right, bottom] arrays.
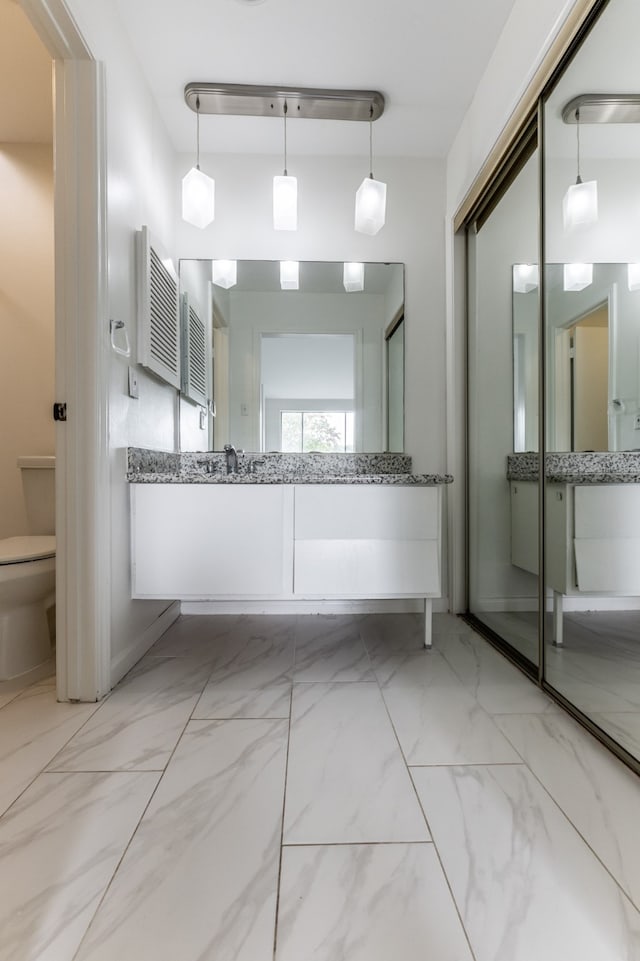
[[18, 456, 55, 535]]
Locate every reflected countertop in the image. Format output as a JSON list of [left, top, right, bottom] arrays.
[[127, 448, 453, 486], [507, 451, 640, 484]]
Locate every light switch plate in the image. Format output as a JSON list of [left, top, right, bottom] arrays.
[[128, 366, 139, 399], [635, 414, 640, 430]]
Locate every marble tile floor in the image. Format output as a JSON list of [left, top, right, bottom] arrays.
[[475, 608, 640, 756], [1, 613, 640, 960]]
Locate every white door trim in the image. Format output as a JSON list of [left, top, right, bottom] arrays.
[[20, 0, 111, 701]]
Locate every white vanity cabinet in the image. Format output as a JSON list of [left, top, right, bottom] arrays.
[[131, 482, 444, 643], [293, 486, 440, 597], [510, 479, 640, 643], [130, 484, 293, 598]]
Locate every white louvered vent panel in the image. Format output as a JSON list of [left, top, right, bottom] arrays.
[[181, 293, 208, 406], [136, 226, 181, 389]]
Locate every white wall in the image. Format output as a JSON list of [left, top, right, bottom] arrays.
[[64, 0, 180, 682], [0, 144, 54, 538], [176, 154, 447, 473]]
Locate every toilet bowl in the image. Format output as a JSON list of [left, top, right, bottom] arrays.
[[0, 537, 56, 679], [0, 457, 56, 680]]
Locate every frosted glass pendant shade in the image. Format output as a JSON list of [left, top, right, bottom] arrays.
[[343, 262, 364, 292], [212, 260, 237, 289], [562, 179, 598, 230], [513, 264, 539, 293], [273, 175, 298, 230], [182, 166, 215, 229], [628, 264, 640, 291], [355, 176, 386, 235], [280, 261, 299, 290], [563, 263, 593, 291]]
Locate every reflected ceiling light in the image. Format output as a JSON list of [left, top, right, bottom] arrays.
[[513, 264, 539, 293], [562, 108, 597, 231], [355, 106, 386, 235], [182, 96, 215, 229], [563, 263, 593, 291], [343, 262, 364, 292], [280, 260, 299, 290], [212, 260, 237, 289], [628, 264, 640, 291], [273, 101, 297, 231]]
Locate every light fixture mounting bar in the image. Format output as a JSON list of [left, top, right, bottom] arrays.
[[184, 82, 385, 122], [562, 94, 640, 124]]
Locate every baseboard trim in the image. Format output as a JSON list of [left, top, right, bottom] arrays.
[[110, 601, 180, 690], [181, 598, 450, 616], [473, 595, 640, 613]]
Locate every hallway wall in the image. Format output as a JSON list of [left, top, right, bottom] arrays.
[[0, 144, 54, 538]]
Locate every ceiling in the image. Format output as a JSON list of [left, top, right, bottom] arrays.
[[0, 0, 52, 142], [114, 0, 518, 159]]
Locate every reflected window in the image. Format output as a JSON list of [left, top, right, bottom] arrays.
[[281, 410, 355, 452]]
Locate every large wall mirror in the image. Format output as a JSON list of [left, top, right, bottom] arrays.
[[179, 259, 404, 453]]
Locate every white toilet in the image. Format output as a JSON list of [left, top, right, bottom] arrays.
[[0, 457, 56, 680]]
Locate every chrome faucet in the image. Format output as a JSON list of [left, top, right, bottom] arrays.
[[224, 444, 239, 474]]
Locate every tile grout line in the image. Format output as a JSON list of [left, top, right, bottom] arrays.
[[360, 616, 480, 961], [271, 620, 297, 961], [70, 651, 220, 961], [495, 713, 640, 916]]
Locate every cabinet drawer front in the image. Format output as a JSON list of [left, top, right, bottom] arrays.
[[574, 485, 640, 538], [294, 486, 439, 540], [131, 485, 291, 598], [294, 539, 440, 597]]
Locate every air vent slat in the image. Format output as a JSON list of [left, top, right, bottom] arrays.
[[137, 227, 181, 389], [181, 294, 209, 405]]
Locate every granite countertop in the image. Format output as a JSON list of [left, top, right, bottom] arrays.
[[507, 451, 640, 484], [127, 447, 453, 486]]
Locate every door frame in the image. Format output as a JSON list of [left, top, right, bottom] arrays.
[[20, 0, 111, 701]]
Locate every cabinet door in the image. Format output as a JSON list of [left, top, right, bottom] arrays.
[[131, 484, 293, 598], [293, 486, 441, 597]]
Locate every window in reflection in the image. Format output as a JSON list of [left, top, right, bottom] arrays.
[[281, 411, 355, 453]]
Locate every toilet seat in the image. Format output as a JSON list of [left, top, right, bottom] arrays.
[[0, 536, 56, 565]]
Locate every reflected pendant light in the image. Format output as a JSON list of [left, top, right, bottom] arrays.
[[513, 264, 539, 293], [280, 260, 299, 289], [563, 263, 593, 291], [273, 101, 298, 230], [562, 108, 597, 231], [628, 264, 640, 291], [343, 262, 365, 292], [182, 96, 215, 229], [355, 107, 386, 235], [212, 260, 237, 289]]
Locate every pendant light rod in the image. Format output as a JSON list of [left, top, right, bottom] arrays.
[[195, 95, 201, 169], [283, 100, 288, 176], [184, 82, 384, 122], [368, 105, 374, 179], [575, 107, 581, 183]]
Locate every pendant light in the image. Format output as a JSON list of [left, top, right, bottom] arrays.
[[280, 261, 299, 290], [563, 263, 593, 291], [562, 108, 597, 231], [355, 106, 386, 235], [512, 264, 539, 293], [212, 260, 237, 289], [628, 264, 640, 291], [343, 262, 364, 292], [182, 96, 215, 229], [273, 101, 297, 231]]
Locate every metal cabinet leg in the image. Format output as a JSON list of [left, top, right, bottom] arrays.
[[552, 591, 564, 647], [424, 598, 433, 649]]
